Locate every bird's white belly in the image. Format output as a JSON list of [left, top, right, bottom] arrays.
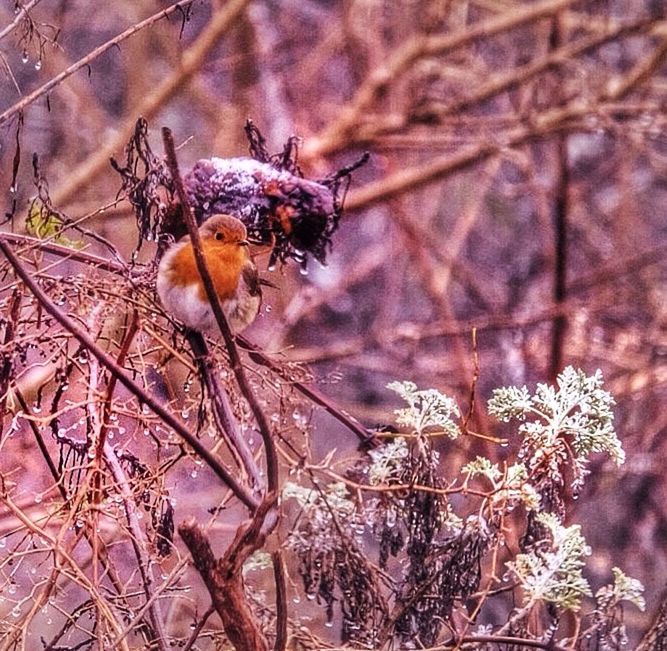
[[156, 277, 260, 334]]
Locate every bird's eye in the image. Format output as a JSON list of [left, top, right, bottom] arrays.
[[215, 232, 224, 241]]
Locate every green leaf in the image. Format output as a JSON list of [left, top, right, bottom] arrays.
[[26, 199, 84, 249]]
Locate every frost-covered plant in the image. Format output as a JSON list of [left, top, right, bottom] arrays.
[[590, 568, 646, 649], [387, 381, 461, 437], [596, 567, 646, 613], [281, 369, 643, 650], [282, 481, 386, 645], [463, 457, 541, 510], [507, 512, 592, 611], [488, 366, 623, 491], [367, 437, 410, 485], [283, 481, 359, 550]]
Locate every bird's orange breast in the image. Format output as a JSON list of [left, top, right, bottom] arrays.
[[166, 241, 247, 301]]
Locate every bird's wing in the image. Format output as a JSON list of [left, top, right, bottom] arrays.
[[259, 277, 279, 289], [241, 261, 261, 297]]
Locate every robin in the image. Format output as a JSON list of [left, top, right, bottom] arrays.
[[156, 214, 262, 334]]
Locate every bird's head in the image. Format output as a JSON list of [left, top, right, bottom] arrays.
[[199, 214, 249, 247]]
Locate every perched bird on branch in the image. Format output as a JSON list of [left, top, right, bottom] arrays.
[[156, 214, 263, 334]]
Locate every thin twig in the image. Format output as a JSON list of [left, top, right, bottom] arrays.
[[0, 0, 195, 127], [238, 334, 376, 447], [162, 127, 280, 495], [0, 0, 43, 43], [182, 605, 215, 651], [186, 329, 264, 491]]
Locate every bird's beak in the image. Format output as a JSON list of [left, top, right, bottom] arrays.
[[238, 239, 249, 247]]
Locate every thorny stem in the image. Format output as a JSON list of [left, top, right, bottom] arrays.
[[0, 235, 259, 510]]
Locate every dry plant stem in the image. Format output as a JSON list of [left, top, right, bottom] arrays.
[[162, 127, 280, 494], [549, 17, 570, 382], [0, 289, 20, 430], [0, 0, 42, 43], [87, 310, 169, 649], [462, 328, 479, 432], [420, 634, 571, 650], [104, 442, 169, 649], [95, 310, 140, 491], [0, 236, 259, 511], [186, 329, 264, 491], [178, 495, 279, 651], [113, 559, 190, 647], [52, 0, 252, 207], [302, 0, 578, 159], [237, 334, 376, 446], [272, 550, 288, 651], [182, 605, 215, 651], [82, 303, 108, 649], [0, 0, 194, 127], [13, 387, 63, 494], [0, 493, 129, 651], [1, 231, 129, 274]]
